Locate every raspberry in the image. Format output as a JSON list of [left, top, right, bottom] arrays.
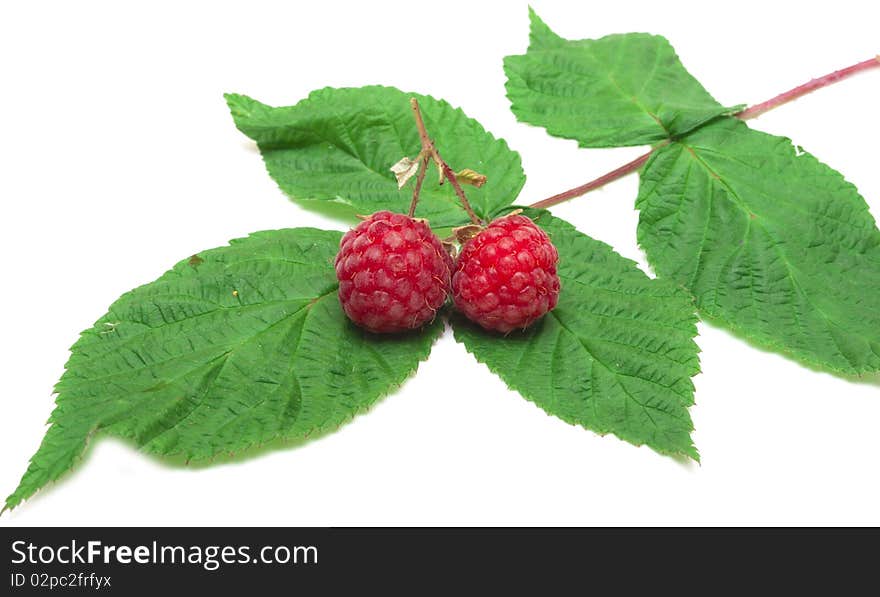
[[335, 211, 452, 333], [452, 214, 560, 333]]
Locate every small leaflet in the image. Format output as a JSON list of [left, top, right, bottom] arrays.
[[455, 168, 488, 187]]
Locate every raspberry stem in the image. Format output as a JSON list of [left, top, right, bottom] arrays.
[[529, 55, 880, 210], [409, 98, 483, 225], [408, 154, 430, 217]]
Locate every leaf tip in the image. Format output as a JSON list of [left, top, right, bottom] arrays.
[[526, 6, 565, 49], [223, 92, 263, 125], [222, 92, 244, 108]]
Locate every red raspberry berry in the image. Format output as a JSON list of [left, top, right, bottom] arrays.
[[452, 214, 560, 333], [335, 211, 452, 333]]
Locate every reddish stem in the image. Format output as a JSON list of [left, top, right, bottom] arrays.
[[737, 56, 880, 120], [530, 149, 655, 209], [529, 55, 880, 210], [408, 155, 429, 217], [410, 98, 433, 151], [441, 163, 481, 224]]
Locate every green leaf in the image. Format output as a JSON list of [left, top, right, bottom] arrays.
[[6, 228, 441, 511], [504, 8, 741, 147], [225, 86, 525, 228], [637, 118, 880, 373], [453, 209, 700, 459]]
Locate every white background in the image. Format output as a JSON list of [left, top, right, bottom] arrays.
[[1, 0, 878, 526]]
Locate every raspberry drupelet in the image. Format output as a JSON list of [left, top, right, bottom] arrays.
[[452, 214, 560, 333], [335, 211, 452, 333]]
